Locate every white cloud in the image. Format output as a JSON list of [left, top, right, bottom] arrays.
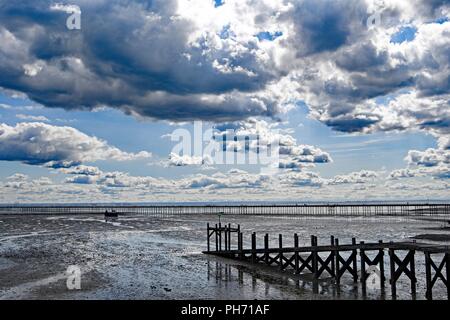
[[330, 170, 378, 185], [0, 122, 151, 168], [278, 170, 325, 187], [60, 165, 103, 176], [49, 3, 81, 14], [214, 118, 332, 169], [389, 145, 450, 180], [16, 114, 50, 122], [167, 152, 211, 167], [182, 169, 270, 189]]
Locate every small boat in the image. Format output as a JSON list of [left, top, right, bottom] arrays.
[[104, 210, 119, 220]]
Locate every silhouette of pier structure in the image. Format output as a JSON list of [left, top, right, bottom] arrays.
[[1, 203, 450, 217], [204, 223, 450, 300]]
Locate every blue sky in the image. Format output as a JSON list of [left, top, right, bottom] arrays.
[[0, 0, 448, 203]]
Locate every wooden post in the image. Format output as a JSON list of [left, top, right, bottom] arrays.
[[352, 238, 358, 282], [224, 225, 228, 252], [378, 240, 385, 287], [279, 234, 283, 270], [410, 250, 417, 298], [330, 235, 335, 276], [228, 224, 231, 251], [218, 223, 222, 251], [207, 223, 210, 252], [237, 224, 241, 251], [311, 235, 318, 278], [389, 247, 396, 300], [264, 233, 269, 265], [294, 233, 299, 274], [446, 253, 450, 300], [360, 241, 366, 286], [238, 232, 243, 259], [251, 232, 256, 263], [425, 251, 432, 300], [335, 238, 340, 284], [215, 224, 218, 252]]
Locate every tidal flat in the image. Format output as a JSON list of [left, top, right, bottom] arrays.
[[0, 214, 449, 300]]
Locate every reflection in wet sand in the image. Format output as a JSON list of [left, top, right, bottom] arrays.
[[206, 257, 390, 300]]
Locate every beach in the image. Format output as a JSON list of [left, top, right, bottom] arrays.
[[1, 213, 449, 300]]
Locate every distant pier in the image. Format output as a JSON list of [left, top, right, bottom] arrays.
[[0, 203, 450, 216], [204, 224, 450, 300]]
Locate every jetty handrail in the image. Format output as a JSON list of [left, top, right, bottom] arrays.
[[207, 242, 450, 255]]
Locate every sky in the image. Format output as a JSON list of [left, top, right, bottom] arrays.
[[0, 0, 449, 203]]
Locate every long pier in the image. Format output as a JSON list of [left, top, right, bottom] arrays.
[[0, 203, 449, 216], [204, 224, 450, 300]]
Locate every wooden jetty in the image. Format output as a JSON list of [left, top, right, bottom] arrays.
[[1, 202, 450, 216], [204, 223, 450, 300]]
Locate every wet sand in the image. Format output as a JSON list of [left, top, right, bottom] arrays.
[[0, 214, 449, 300]]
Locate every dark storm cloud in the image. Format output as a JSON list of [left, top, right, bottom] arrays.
[[0, 0, 281, 122], [282, 0, 368, 57], [323, 114, 381, 133], [0, 0, 449, 133], [335, 43, 388, 72]]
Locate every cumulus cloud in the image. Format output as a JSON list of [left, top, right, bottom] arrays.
[[0, 0, 448, 141], [389, 168, 418, 180], [164, 118, 331, 170], [330, 170, 378, 185], [167, 152, 211, 167], [390, 145, 450, 180], [2, 173, 52, 189], [438, 135, 450, 150], [278, 144, 332, 169], [183, 169, 270, 189], [60, 165, 103, 176], [213, 118, 332, 169], [0, 122, 151, 168], [407, 148, 450, 167], [65, 174, 98, 185], [278, 171, 325, 187], [50, 3, 81, 14]]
